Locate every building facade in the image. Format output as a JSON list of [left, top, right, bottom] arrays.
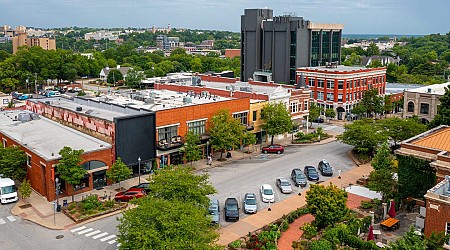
[[424, 176, 450, 240], [297, 65, 386, 119], [12, 31, 56, 54], [240, 8, 343, 85]]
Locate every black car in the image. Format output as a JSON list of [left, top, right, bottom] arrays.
[[304, 166, 320, 181], [313, 117, 324, 123], [291, 168, 307, 187], [318, 160, 333, 176], [131, 182, 151, 193], [224, 198, 240, 222]]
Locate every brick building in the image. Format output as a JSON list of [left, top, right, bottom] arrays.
[[297, 65, 386, 120], [0, 110, 113, 202], [424, 177, 450, 240]]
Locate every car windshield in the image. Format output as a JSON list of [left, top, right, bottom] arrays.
[[308, 168, 317, 174], [323, 163, 331, 170], [0, 185, 15, 195], [296, 173, 305, 179], [227, 203, 238, 210], [209, 206, 219, 215], [281, 181, 290, 186], [263, 188, 273, 195], [246, 198, 256, 205]]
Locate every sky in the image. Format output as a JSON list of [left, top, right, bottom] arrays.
[[1, 0, 449, 35]]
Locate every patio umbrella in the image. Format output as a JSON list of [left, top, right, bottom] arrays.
[[388, 200, 396, 218], [367, 225, 375, 241]]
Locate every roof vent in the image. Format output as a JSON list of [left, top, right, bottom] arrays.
[[76, 106, 83, 112], [30, 113, 39, 120], [18, 112, 31, 122], [427, 88, 432, 93], [183, 97, 192, 104]]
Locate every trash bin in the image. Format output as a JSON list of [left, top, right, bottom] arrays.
[[56, 204, 61, 212]]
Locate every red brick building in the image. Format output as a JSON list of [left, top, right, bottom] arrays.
[[297, 65, 386, 120]]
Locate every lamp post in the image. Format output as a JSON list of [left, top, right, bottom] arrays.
[[34, 73, 38, 98], [206, 141, 209, 157], [138, 157, 141, 184]]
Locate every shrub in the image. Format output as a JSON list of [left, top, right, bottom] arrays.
[[81, 195, 102, 212], [229, 240, 242, 249], [68, 202, 77, 210], [104, 200, 115, 208], [360, 200, 374, 209]]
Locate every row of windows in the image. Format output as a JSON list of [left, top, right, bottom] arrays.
[[407, 102, 430, 115], [307, 76, 385, 89], [312, 90, 384, 102]]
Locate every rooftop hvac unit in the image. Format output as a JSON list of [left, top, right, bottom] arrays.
[[226, 85, 235, 91], [30, 113, 39, 120], [187, 90, 195, 96], [18, 112, 31, 122], [145, 98, 155, 104], [239, 86, 253, 92], [183, 97, 192, 104], [201, 91, 209, 97], [191, 76, 202, 86], [76, 106, 83, 112]]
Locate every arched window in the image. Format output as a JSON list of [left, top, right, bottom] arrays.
[[407, 101, 414, 112], [81, 160, 107, 171]]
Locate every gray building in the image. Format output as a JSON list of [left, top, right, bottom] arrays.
[[241, 9, 343, 85]]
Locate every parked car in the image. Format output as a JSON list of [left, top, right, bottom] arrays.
[[131, 182, 150, 193], [46, 91, 61, 97], [313, 117, 324, 123], [17, 94, 32, 100], [276, 177, 293, 194], [318, 160, 333, 176], [261, 144, 284, 154], [224, 198, 239, 222], [114, 188, 146, 202], [243, 193, 257, 214], [11, 92, 23, 99], [208, 198, 220, 225], [291, 168, 307, 187], [260, 184, 275, 203], [304, 166, 320, 181]]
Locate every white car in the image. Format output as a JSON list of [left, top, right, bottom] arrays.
[[260, 184, 275, 203], [276, 177, 293, 194]]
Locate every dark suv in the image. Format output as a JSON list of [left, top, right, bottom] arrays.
[[304, 166, 320, 182], [318, 160, 333, 176], [291, 168, 307, 187], [224, 198, 239, 222]]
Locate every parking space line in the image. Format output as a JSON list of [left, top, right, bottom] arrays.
[[0, 219, 5, 225], [7, 216, 16, 222], [108, 239, 117, 244], [92, 232, 108, 239], [85, 230, 101, 237], [78, 228, 94, 235], [70, 226, 86, 233], [100, 235, 116, 242]]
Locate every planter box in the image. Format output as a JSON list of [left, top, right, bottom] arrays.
[[62, 202, 127, 223]]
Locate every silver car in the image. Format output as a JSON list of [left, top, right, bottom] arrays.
[[276, 177, 293, 194], [243, 193, 257, 214], [208, 198, 220, 225]]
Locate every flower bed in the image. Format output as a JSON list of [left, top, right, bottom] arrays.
[[62, 195, 127, 223]]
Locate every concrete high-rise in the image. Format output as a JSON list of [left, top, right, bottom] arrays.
[[241, 9, 343, 85]]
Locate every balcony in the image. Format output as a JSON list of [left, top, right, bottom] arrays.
[[157, 135, 184, 151]]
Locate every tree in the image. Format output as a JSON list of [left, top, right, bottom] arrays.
[[106, 158, 132, 191], [366, 43, 380, 56], [337, 119, 387, 155], [389, 227, 450, 250], [57, 146, 85, 201], [308, 103, 321, 128], [360, 89, 383, 117], [241, 130, 257, 153], [261, 102, 293, 145], [18, 179, 32, 201], [378, 117, 427, 148], [106, 69, 123, 85], [351, 103, 367, 118], [342, 52, 362, 66], [324, 108, 336, 123], [124, 69, 144, 89], [371, 141, 393, 171], [180, 131, 202, 166], [306, 183, 348, 229], [367, 142, 397, 201], [0, 146, 27, 180], [429, 87, 450, 128], [383, 95, 394, 116], [208, 109, 243, 160]]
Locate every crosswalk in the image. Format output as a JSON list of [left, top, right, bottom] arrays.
[[0, 215, 17, 225], [70, 226, 119, 247]]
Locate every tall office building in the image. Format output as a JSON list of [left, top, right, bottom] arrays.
[[241, 9, 343, 85], [12, 31, 56, 54]]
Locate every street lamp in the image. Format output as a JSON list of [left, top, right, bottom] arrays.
[[138, 157, 141, 184], [34, 73, 38, 98], [206, 141, 210, 157]]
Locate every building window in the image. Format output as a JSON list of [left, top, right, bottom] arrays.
[[420, 103, 429, 114], [233, 112, 248, 125], [290, 102, 299, 113], [75, 174, 90, 190], [327, 80, 334, 89], [81, 161, 107, 171], [327, 93, 334, 101], [304, 100, 308, 111], [346, 81, 350, 89], [158, 125, 178, 141], [26, 154, 32, 168], [407, 102, 414, 112], [338, 81, 343, 89], [446, 222, 450, 235], [308, 78, 315, 87], [338, 94, 343, 102], [187, 120, 206, 134], [310, 91, 315, 99], [252, 111, 257, 122], [317, 79, 324, 88], [317, 91, 324, 100]]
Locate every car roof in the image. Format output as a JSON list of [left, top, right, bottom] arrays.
[[126, 188, 144, 192], [305, 166, 315, 169], [277, 177, 289, 182], [262, 184, 273, 189], [210, 198, 219, 204], [293, 168, 303, 173], [321, 160, 329, 164], [225, 197, 238, 203], [245, 193, 256, 198]]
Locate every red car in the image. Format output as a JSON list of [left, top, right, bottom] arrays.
[[261, 144, 284, 154], [114, 188, 146, 202]]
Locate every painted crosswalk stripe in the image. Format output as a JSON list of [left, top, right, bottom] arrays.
[[7, 216, 16, 222], [100, 235, 116, 242], [0, 219, 5, 225], [70, 226, 86, 233], [92, 232, 108, 239], [78, 228, 94, 235], [85, 230, 101, 237], [108, 239, 117, 244], [117, 243, 121, 247]]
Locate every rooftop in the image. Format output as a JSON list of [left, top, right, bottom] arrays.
[[0, 110, 111, 161], [412, 126, 450, 152], [406, 82, 450, 95], [297, 65, 382, 73], [426, 176, 450, 198]]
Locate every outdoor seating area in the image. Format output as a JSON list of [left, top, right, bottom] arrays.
[[381, 217, 400, 231]]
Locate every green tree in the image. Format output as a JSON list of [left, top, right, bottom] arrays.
[[324, 108, 336, 123], [0, 146, 27, 180], [366, 43, 380, 56], [208, 109, 243, 160], [261, 102, 293, 145], [378, 117, 427, 148], [389, 227, 450, 250], [309, 239, 333, 250], [308, 103, 322, 128], [180, 131, 202, 166], [371, 141, 393, 171], [367, 60, 383, 68], [367, 142, 397, 201], [106, 69, 123, 85], [351, 103, 367, 118], [383, 95, 394, 115], [337, 119, 387, 155], [342, 52, 362, 66], [306, 183, 348, 229], [429, 87, 450, 128], [124, 69, 144, 89], [360, 89, 383, 117], [57, 146, 85, 201], [18, 179, 32, 200], [241, 130, 257, 153], [106, 158, 132, 191]]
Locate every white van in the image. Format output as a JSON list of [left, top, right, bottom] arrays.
[[0, 177, 18, 204]]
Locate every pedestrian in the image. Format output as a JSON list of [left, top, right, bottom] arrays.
[[207, 155, 212, 166], [338, 169, 342, 179]]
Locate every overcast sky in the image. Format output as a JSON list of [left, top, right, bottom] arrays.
[[1, 0, 448, 35]]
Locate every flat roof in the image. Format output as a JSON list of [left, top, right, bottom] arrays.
[[0, 110, 111, 161], [298, 65, 377, 72], [407, 82, 450, 95], [200, 81, 289, 96]]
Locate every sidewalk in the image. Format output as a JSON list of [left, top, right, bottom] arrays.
[[9, 131, 340, 231]]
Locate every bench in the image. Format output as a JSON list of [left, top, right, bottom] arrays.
[[381, 217, 400, 230]]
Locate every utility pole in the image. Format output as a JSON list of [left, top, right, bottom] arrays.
[[34, 73, 38, 98]]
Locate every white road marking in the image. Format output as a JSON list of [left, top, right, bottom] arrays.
[[70, 226, 86, 232], [92, 232, 108, 239], [117, 243, 121, 247], [100, 235, 116, 242], [108, 239, 117, 244], [85, 230, 101, 237], [78, 228, 94, 235], [0, 219, 5, 225], [7, 216, 16, 222]]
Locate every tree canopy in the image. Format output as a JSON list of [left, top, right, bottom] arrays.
[[429, 87, 450, 128], [180, 131, 203, 165], [57, 146, 85, 200], [261, 102, 293, 145], [106, 157, 132, 190], [367, 142, 397, 201], [208, 109, 243, 159], [338, 119, 387, 155], [0, 146, 27, 180]]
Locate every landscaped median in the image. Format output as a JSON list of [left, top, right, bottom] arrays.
[[62, 195, 127, 223]]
